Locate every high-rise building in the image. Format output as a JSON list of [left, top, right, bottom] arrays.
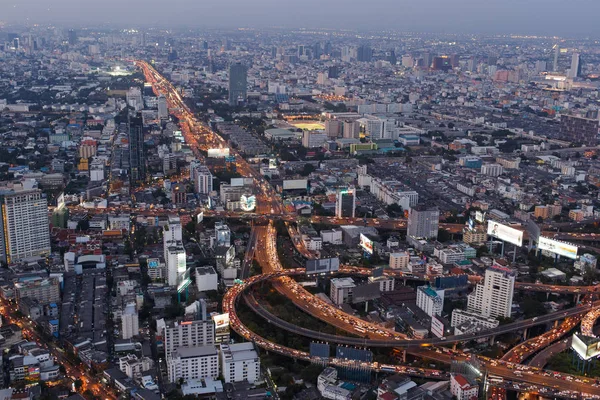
[[163, 319, 215, 356], [467, 263, 515, 319], [386, 49, 397, 65], [335, 188, 356, 218], [167, 346, 219, 383], [568, 53, 582, 78], [560, 115, 599, 146], [432, 56, 452, 71], [126, 87, 143, 111], [416, 286, 444, 317], [330, 277, 355, 305], [228, 63, 247, 106], [67, 29, 77, 45], [166, 244, 187, 287], [553, 45, 560, 72], [215, 222, 231, 247], [158, 95, 168, 119], [357, 45, 373, 62], [0, 189, 51, 264], [220, 343, 260, 383], [324, 41, 332, 55], [407, 205, 440, 240], [328, 65, 340, 79], [342, 120, 360, 139], [313, 42, 322, 59], [129, 116, 146, 184], [190, 161, 213, 194], [121, 303, 139, 339]]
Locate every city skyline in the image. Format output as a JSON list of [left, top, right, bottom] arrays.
[[2, 0, 600, 36]]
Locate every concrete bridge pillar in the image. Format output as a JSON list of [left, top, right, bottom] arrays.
[[489, 335, 496, 346], [554, 320, 559, 328], [402, 350, 407, 363], [523, 328, 528, 340], [576, 293, 581, 304]]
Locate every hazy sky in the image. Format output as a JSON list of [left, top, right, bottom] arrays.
[[2, 0, 599, 36]]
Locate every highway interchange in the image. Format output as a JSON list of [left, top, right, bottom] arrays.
[[137, 60, 600, 399]]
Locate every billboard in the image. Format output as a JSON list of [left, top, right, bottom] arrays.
[[360, 233, 374, 254], [208, 148, 230, 158], [212, 313, 230, 329], [487, 220, 523, 247], [282, 179, 308, 190], [475, 211, 486, 223], [352, 282, 380, 303], [431, 315, 445, 339], [467, 218, 475, 231], [572, 333, 600, 360], [147, 258, 159, 268], [310, 342, 330, 358], [240, 194, 257, 212], [538, 236, 578, 260], [306, 257, 340, 275]]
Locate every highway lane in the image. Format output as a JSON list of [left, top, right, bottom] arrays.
[[528, 338, 571, 369]]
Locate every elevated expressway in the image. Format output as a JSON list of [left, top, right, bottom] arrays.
[[137, 60, 600, 397]]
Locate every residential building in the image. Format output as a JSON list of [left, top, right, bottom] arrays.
[[167, 346, 219, 383], [368, 276, 395, 292], [190, 162, 213, 194], [467, 263, 515, 319], [407, 205, 439, 240], [389, 252, 410, 270], [560, 115, 598, 146], [220, 343, 260, 383], [0, 189, 51, 264], [195, 266, 218, 292], [450, 374, 478, 400], [15, 277, 60, 306], [416, 286, 444, 317], [121, 303, 139, 339], [330, 277, 355, 305], [164, 319, 215, 356]]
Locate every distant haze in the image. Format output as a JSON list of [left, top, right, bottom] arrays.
[[3, 0, 599, 36]]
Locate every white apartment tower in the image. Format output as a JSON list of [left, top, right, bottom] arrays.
[[0, 189, 51, 264], [121, 303, 139, 339], [163, 319, 216, 356], [467, 264, 515, 319]]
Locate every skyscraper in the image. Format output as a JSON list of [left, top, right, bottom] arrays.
[[228, 63, 248, 106], [568, 53, 581, 78], [313, 42, 322, 59], [335, 188, 356, 218], [407, 205, 439, 240], [0, 189, 51, 264], [129, 116, 146, 184], [158, 95, 168, 120], [467, 263, 515, 319], [190, 161, 213, 194], [67, 29, 77, 45], [552, 45, 560, 72], [357, 45, 373, 62]]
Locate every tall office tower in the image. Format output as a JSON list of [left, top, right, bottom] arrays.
[[140, 32, 146, 47], [553, 45, 560, 72], [328, 65, 340, 79], [202, 40, 209, 50], [467, 57, 476, 72], [313, 42, 322, 59], [467, 263, 515, 319], [214, 222, 231, 247], [12, 38, 19, 50], [222, 38, 232, 51], [128, 116, 145, 184], [228, 63, 248, 106], [0, 190, 51, 264], [449, 54, 459, 68], [126, 87, 144, 111], [421, 52, 433, 68], [297, 45, 305, 57], [407, 205, 440, 240], [166, 244, 186, 287], [535, 60, 547, 73], [190, 161, 213, 194], [167, 48, 178, 61], [335, 188, 356, 218], [324, 41, 332, 55], [67, 29, 77, 45], [568, 53, 581, 78], [357, 45, 373, 62], [158, 95, 168, 119], [432, 56, 452, 71], [163, 319, 215, 356], [487, 55, 497, 66], [560, 115, 599, 146], [163, 215, 183, 249], [386, 50, 397, 65]]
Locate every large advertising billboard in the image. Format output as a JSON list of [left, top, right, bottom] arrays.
[[538, 236, 579, 260], [572, 333, 600, 360], [212, 313, 230, 329], [475, 211, 486, 223], [306, 257, 340, 275], [282, 179, 308, 190], [431, 315, 445, 339], [359, 233, 374, 254], [240, 194, 257, 212], [352, 283, 380, 303], [147, 258, 159, 268], [208, 148, 230, 158], [487, 220, 523, 247]]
